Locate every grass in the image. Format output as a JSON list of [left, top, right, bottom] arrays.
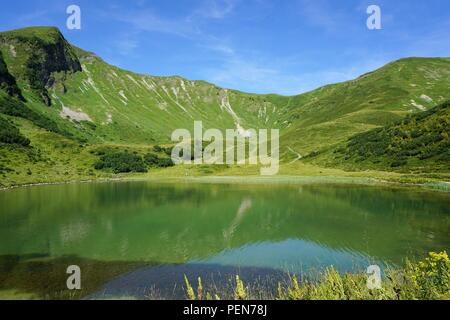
[[3, 106, 430, 189], [1, 119, 448, 189], [276, 57, 450, 159], [1, 252, 448, 300], [0, 26, 448, 303], [0, 115, 29, 146], [0, 117, 102, 188], [0, 26, 449, 188], [183, 252, 450, 300], [94, 150, 148, 173], [310, 100, 450, 173]]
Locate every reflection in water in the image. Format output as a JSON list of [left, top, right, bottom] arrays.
[[0, 181, 449, 299], [59, 221, 91, 245], [192, 239, 377, 274], [223, 197, 253, 243], [89, 263, 291, 300]]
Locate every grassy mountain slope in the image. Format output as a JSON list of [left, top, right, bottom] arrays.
[[271, 58, 450, 158], [0, 26, 449, 187], [308, 100, 450, 173], [0, 115, 29, 146], [59, 50, 283, 144], [0, 27, 81, 106], [0, 116, 96, 185], [0, 51, 23, 99], [1, 27, 284, 146]]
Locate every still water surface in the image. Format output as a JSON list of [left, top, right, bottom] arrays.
[[0, 181, 448, 299]]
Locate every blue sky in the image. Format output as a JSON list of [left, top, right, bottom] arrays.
[[1, 0, 449, 95]]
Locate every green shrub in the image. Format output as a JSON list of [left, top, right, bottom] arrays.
[[152, 145, 163, 153], [0, 93, 71, 138], [144, 152, 159, 165], [158, 158, 175, 168], [334, 100, 450, 172], [391, 159, 407, 167], [144, 152, 174, 168], [407, 251, 450, 299], [0, 116, 30, 146], [163, 146, 173, 157], [94, 151, 147, 173]]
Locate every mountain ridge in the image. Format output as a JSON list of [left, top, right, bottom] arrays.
[[0, 26, 449, 186], [0, 27, 82, 106]]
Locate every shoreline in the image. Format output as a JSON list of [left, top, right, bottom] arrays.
[[1, 174, 449, 192]]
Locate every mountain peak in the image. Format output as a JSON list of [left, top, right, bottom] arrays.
[[0, 26, 63, 44], [0, 26, 81, 106]]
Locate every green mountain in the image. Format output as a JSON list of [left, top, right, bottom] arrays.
[[0, 26, 449, 187], [272, 57, 450, 159], [1, 27, 283, 145], [0, 50, 22, 99], [310, 100, 450, 173]]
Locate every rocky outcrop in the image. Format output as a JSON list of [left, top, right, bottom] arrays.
[[0, 27, 82, 106], [0, 51, 23, 100]]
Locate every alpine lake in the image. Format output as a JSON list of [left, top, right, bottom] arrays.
[[0, 180, 448, 299]]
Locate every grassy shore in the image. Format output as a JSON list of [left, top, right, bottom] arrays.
[[2, 252, 448, 300], [2, 166, 450, 192], [183, 252, 450, 300], [1, 118, 448, 190]]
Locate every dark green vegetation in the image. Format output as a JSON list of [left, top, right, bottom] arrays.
[[0, 51, 22, 99], [94, 151, 147, 173], [0, 26, 81, 106], [273, 57, 450, 157], [91, 146, 175, 174], [0, 116, 29, 146], [311, 101, 450, 173], [144, 152, 175, 168], [0, 26, 449, 186], [0, 92, 67, 137]]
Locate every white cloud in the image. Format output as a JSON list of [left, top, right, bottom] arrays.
[[192, 0, 237, 19], [103, 0, 395, 95], [115, 34, 140, 56], [110, 1, 238, 39], [297, 0, 341, 32], [404, 20, 450, 56], [113, 10, 200, 38], [203, 49, 389, 95], [203, 43, 235, 56]]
